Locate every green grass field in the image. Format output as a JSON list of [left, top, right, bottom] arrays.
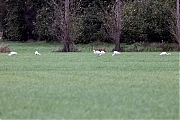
[[0, 42, 179, 119]]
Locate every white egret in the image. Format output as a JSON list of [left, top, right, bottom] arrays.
[[93, 50, 104, 56], [159, 52, 171, 56], [100, 51, 105, 55], [35, 51, 41, 55], [112, 51, 120, 56], [8, 52, 17, 56]]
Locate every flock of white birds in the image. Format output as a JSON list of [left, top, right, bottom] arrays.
[[7, 50, 171, 56], [93, 50, 121, 56], [93, 50, 171, 56], [8, 51, 41, 56]]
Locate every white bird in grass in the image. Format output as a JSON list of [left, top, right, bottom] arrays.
[[8, 52, 17, 56], [93, 50, 105, 56], [159, 52, 171, 56], [100, 51, 105, 55], [93, 50, 101, 56], [35, 51, 41, 55], [112, 51, 120, 56]]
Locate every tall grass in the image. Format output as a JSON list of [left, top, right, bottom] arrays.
[[0, 42, 179, 119]]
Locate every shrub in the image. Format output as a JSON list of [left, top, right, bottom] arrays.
[[121, 0, 173, 43], [0, 42, 10, 52]]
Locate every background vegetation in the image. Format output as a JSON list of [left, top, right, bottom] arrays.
[[0, 0, 178, 47]]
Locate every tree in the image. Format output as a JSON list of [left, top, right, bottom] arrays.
[[3, 0, 39, 41], [49, 0, 80, 52], [97, 0, 122, 51], [35, 6, 54, 42], [0, 0, 6, 32], [115, 0, 121, 51], [77, 0, 104, 44], [177, 0, 180, 51], [121, 0, 173, 44], [63, 0, 70, 52]]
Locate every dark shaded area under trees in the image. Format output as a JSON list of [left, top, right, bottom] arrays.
[[0, 0, 179, 51]]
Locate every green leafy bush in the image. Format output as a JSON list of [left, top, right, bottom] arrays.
[[121, 0, 174, 43], [35, 7, 55, 42]]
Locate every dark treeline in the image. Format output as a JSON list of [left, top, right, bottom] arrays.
[[0, 0, 178, 46]]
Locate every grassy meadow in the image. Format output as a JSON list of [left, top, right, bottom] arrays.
[[0, 42, 179, 119]]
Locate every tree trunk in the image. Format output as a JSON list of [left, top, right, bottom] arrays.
[[63, 0, 70, 52], [115, 0, 121, 52], [177, 0, 180, 51]]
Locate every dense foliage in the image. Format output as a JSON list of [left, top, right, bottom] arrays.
[[0, 0, 177, 44], [121, 0, 174, 44]]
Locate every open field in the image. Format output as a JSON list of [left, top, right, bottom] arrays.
[[0, 42, 179, 119]]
